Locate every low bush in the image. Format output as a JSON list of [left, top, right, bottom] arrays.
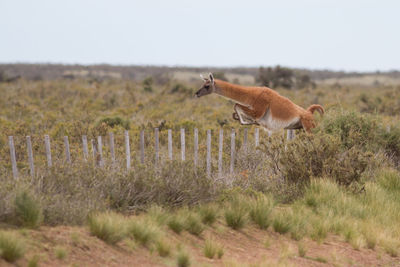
[[199, 205, 218, 226], [176, 250, 190, 267], [272, 211, 292, 234], [185, 214, 204, 236], [224, 195, 248, 230], [155, 239, 171, 257], [167, 215, 184, 234], [127, 219, 159, 247]]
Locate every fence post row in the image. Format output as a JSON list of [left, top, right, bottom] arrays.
[[26, 136, 34, 178]]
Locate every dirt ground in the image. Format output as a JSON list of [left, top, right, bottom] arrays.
[[2, 222, 399, 267]]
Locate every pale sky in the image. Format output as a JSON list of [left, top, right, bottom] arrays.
[[1, 0, 399, 71]]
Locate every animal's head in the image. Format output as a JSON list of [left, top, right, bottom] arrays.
[[195, 73, 215, 98]]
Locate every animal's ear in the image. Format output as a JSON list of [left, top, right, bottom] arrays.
[[200, 74, 206, 81], [209, 73, 214, 84]]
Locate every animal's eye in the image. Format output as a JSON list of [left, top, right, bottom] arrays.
[[205, 85, 210, 89]]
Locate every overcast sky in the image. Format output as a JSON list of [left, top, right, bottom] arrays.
[[1, 0, 399, 71]]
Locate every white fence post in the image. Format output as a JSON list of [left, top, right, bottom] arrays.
[[181, 128, 185, 161], [255, 128, 259, 147], [91, 138, 96, 163], [168, 129, 173, 160], [230, 129, 236, 174], [44, 135, 52, 167], [194, 128, 198, 167], [140, 130, 145, 164], [124, 130, 131, 170], [206, 130, 211, 176], [64, 136, 71, 164], [243, 128, 248, 151], [109, 132, 116, 164], [97, 136, 103, 167], [218, 129, 223, 176], [8, 136, 18, 179], [155, 128, 159, 166], [82, 135, 88, 161], [26, 136, 34, 178]]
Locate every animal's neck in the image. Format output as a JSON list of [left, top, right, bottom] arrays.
[[214, 80, 257, 105]]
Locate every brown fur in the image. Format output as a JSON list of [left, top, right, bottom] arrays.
[[213, 80, 324, 132]]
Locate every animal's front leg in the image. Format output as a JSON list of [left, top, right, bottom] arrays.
[[234, 104, 257, 125]]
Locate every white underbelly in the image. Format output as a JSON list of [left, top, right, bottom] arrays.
[[257, 111, 299, 131]]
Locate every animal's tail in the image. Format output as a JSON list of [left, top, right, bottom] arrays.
[[307, 104, 324, 116]]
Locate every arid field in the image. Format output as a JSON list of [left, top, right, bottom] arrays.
[[0, 64, 400, 266]]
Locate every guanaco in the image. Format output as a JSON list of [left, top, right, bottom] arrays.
[[195, 73, 324, 133]]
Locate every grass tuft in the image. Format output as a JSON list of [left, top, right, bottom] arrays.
[[127, 219, 159, 247], [155, 238, 171, 257], [88, 212, 126, 245], [298, 242, 307, 257], [203, 239, 224, 259], [14, 190, 43, 228], [272, 212, 292, 234], [249, 194, 274, 230], [176, 250, 190, 267], [55, 246, 67, 260], [185, 214, 204, 236], [167, 215, 184, 234], [224, 195, 248, 230], [0, 231, 25, 262], [199, 205, 218, 226]]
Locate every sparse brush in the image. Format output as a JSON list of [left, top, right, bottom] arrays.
[[155, 239, 171, 257], [127, 219, 159, 247], [298, 242, 307, 257], [185, 214, 204, 236], [55, 246, 67, 260], [310, 219, 328, 243], [199, 205, 218, 226], [203, 239, 224, 259], [0, 231, 25, 262], [88, 212, 126, 245], [382, 239, 399, 257], [148, 205, 168, 225], [28, 255, 40, 267], [249, 194, 274, 230], [224, 195, 248, 230], [167, 215, 184, 234], [14, 190, 43, 228], [177, 250, 190, 267]]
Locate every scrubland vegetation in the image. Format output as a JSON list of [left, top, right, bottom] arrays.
[[0, 65, 399, 265]]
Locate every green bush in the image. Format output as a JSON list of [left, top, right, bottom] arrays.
[[127, 219, 159, 247], [167, 215, 184, 234], [272, 212, 292, 234], [184, 214, 204, 236], [199, 205, 218, 226], [0, 231, 25, 262], [176, 250, 190, 267], [14, 191, 43, 228]]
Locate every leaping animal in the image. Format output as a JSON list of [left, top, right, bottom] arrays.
[[195, 73, 324, 133]]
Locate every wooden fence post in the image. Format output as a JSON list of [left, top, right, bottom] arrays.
[[206, 130, 211, 176], [64, 136, 71, 164], [97, 136, 103, 167], [287, 129, 295, 141], [82, 135, 88, 161], [140, 130, 145, 164], [168, 129, 173, 160], [243, 128, 248, 151], [255, 128, 259, 147], [218, 129, 223, 176], [155, 128, 159, 165], [194, 128, 198, 167], [230, 129, 236, 174], [8, 136, 18, 179], [91, 139, 96, 162], [26, 136, 34, 178], [181, 128, 185, 161], [109, 132, 115, 164], [124, 130, 131, 170], [44, 135, 52, 167]]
